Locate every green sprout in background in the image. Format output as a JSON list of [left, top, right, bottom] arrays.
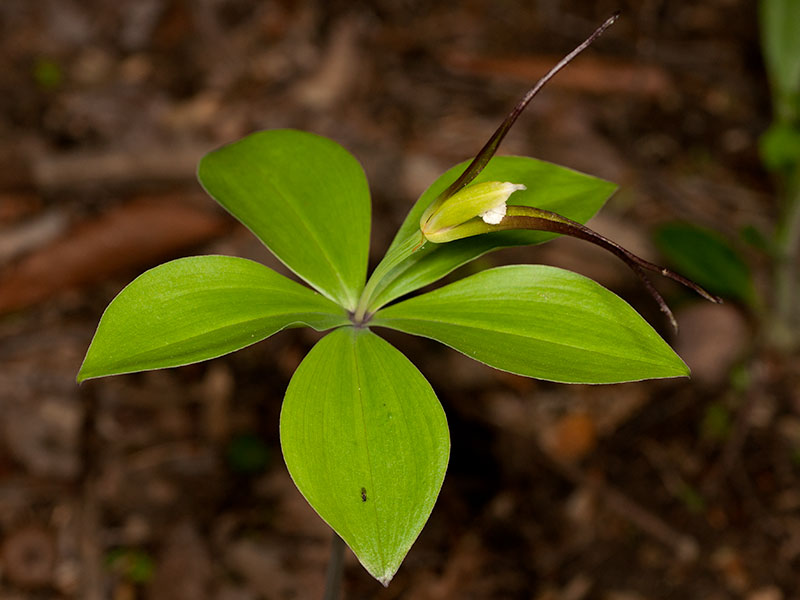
[[77, 15, 718, 590], [105, 548, 156, 585], [655, 0, 800, 350], [760, 0, 800, 348]]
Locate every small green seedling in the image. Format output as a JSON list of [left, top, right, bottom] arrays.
[[78, 15, 717, 587]]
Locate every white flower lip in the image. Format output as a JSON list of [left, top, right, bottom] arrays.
[[480, 204, 506, 224], [480, 183, 526, 224]]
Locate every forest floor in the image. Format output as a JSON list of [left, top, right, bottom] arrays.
[[1, 1, 799, 599]]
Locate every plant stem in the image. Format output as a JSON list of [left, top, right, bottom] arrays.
[[322, 533, 345, 600], [770, 176, 800, 349], [353, 231, 424, 323]]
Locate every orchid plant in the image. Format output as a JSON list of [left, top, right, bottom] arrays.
[[78, 15, 717, 588]]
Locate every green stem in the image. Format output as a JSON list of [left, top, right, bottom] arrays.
[[353, 231, 425, 323], [770, 175, 800, 348]]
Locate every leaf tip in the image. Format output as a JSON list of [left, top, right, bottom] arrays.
[[673, 356, 691, 379], [377, 573, 394, 587], [76, 368, 101, 384], [76, 362, 91, 384]]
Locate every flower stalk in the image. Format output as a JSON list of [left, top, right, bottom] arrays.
[[414, 11, 722, 331], [421, 11, 621, 219]]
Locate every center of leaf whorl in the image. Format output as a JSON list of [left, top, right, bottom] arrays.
[[349, 309, 372, 328]]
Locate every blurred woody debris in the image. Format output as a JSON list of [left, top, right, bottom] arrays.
[[443, 52, 675, 98], [0, 196, 227, 315]]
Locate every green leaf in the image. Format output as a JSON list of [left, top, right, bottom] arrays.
[[198, 129, 371, 310], [372, 265, 688, 384], [280, 327, 449, 585], [366, 156, 616, 312], [653, 222, 757, 306], [78, 255, 349, 382]]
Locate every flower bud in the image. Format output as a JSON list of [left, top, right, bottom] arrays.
[[420, 181, 526, 243]]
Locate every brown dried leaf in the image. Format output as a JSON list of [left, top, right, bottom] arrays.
[[0, 195, 227, 314]]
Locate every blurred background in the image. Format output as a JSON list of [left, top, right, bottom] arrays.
[[1, 0, 799, 598]]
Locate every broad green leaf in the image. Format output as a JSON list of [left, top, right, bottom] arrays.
[[78, 256, 349, 382], [280, 327, 449, 585], [760, 0, 800, 119], [198, 129, 371, 310], [372, 265, 688, 384], [366, 156, 616, 312], [653, 222, 757, 306]]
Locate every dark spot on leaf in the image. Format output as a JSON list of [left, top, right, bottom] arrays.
[[361, 487, 367, 502]]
